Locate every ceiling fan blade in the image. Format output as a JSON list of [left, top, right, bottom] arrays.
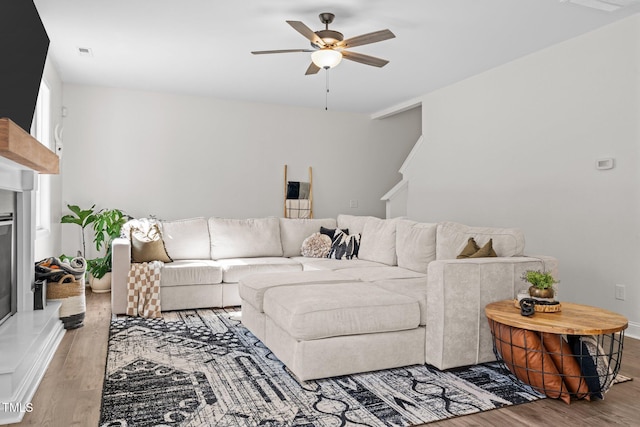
[[251, 49, 313, 55], [305, 62, 321, 75], [341, 50, 389, 67], [287, 20, 326, 48], [337, 29, 395, 49]]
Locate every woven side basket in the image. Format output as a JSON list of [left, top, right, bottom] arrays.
[[47, 273, 86, 329]]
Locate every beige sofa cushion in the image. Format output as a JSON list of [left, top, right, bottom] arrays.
[[279, 218, 337, 257], [160, 217, 211, 260], [209, 217, 283, 260], [263, 282, 420, 340], [161, 260, 222, 287], [291, 257, 387, 271], [336, 214, 377, 235], [358, 217, 399, 266], [436, 221, 525, 260], [395, 220, 437, 273], [215, 257, 302, 283]]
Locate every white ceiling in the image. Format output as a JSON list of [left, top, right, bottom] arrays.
[[34, 0, 640, 114]]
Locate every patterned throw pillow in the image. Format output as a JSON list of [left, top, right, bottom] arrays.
[[568, 335, 616, 399], [319, 226, 349, 239], [327, 230, 360, 260], [301, 232, 332, 258], [131, 224, 173, 263]]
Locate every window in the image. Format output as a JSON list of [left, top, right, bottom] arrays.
[[31, 80, 51, 237]]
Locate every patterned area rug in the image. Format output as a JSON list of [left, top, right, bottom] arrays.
[[99, 308, 544, 427]]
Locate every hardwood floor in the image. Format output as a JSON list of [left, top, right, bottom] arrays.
[[9, 291, 640, 426]]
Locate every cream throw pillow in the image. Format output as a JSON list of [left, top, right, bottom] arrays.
[[160, 217, 210, 260], [358, 217, 399, 266], [396, 220, 437, 273], [208, 217, 283, 260]]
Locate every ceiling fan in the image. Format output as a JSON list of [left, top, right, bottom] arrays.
[[251, 12, 395, 75]]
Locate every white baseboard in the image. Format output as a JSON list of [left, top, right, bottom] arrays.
[[625, 320, 640, 340]]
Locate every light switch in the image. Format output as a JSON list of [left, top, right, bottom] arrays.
[[596, 158, 614, 170]]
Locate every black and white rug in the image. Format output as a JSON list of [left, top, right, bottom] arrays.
[[99, 308, 544, 427]]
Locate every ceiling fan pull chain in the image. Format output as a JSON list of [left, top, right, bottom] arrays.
[[325, 67, 330, 111]]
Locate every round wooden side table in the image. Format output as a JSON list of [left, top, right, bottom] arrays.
[[485, 300, 628, 402]]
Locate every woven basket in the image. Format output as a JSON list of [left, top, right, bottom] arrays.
[[47, 273, 86, 329]]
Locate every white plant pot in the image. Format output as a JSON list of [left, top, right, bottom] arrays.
[[90, 272, 112, 293]]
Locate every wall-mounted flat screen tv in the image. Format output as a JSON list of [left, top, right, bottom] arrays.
[[0, 0, 50, 133]]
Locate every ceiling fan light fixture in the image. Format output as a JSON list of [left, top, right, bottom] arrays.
[[311, 49, 342, 69]]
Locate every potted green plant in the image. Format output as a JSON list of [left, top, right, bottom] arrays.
[[521, 270, 558, 299], [60, 204, 97, 259], [87, 208, 128, 293]]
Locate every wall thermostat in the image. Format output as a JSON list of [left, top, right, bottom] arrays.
[[596, 158, 614, 170]]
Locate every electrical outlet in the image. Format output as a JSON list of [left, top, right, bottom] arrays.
[[349, 199, 358, 209], [615, 284, 625, 301]]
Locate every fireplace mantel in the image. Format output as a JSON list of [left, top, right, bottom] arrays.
[[0, 118, 59, 174]]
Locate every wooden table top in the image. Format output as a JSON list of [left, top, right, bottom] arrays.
[[485, 300, 628, 335]]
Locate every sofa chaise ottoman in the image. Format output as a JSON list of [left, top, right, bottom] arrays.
[[263, 282, 425, 381]]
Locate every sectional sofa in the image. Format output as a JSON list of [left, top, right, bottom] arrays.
[[111, 214, 558, 380]]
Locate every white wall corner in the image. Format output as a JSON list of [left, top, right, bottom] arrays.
[[381, 180, 408, 201], [370, 97, 422, 120], [399, 135, 424, 176], [382, 179, 409, 219]]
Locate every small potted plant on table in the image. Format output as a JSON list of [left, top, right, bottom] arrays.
[[521, 270, 558, 299]]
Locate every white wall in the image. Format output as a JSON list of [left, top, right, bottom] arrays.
[[60, 84, 420, 257], [0, 190, 14, 214], [34, 56, 63, 261], [405, 15, 640, 333]]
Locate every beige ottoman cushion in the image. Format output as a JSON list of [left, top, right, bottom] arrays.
[[263, 282, 420, 341], [239, 270, 358, 312], [339, 266, 426, 282]]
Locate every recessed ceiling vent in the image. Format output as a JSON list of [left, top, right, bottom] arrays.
[[77, 47, 93, 57], [561, 0, 640, 12]]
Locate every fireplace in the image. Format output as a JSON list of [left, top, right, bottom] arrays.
[[0, 122, 61, 424], [0, 212, 15, 327]]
